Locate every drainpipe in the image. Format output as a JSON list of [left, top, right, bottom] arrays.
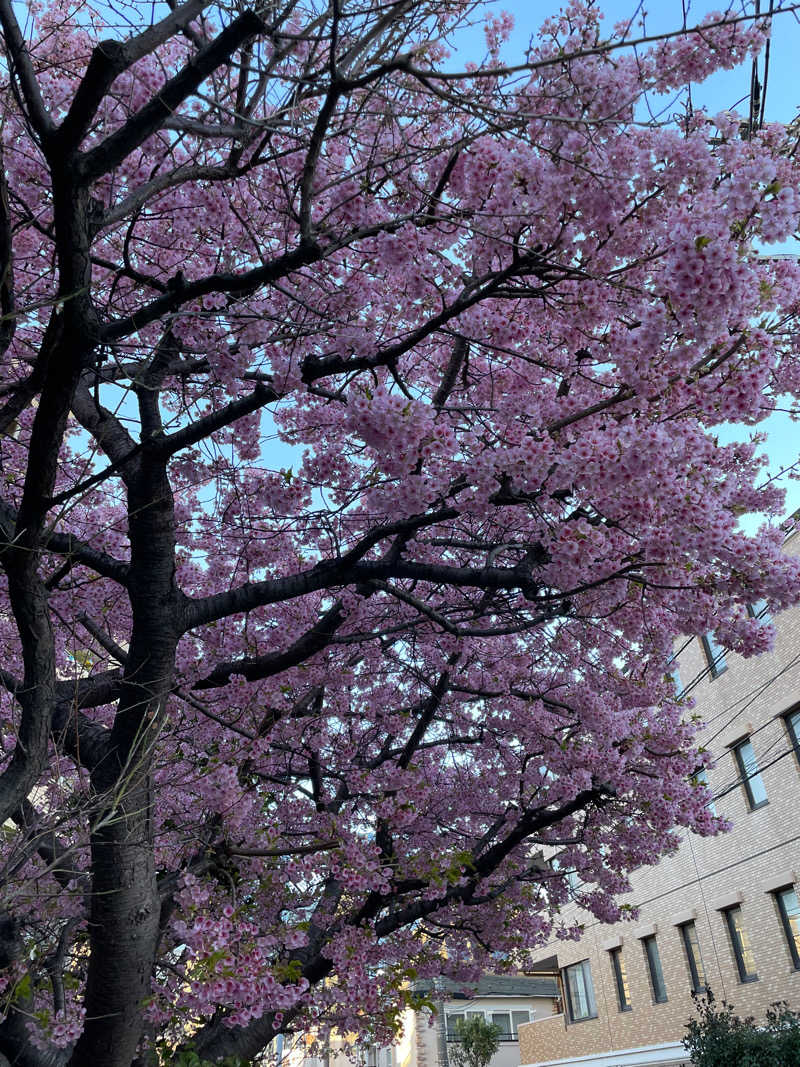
[[435, 983, 450, 1067]]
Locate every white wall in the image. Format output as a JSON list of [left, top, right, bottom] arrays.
[[415, 995, 556, 1067]]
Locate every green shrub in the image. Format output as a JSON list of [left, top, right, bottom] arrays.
[[684, 988, 800, 1067], [449, 1016, 502, 1067]]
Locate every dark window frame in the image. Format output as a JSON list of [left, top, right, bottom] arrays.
[[563, 959, 598, 1023], [693, 768, 717, 816], [667, 660, 683, 698], [700, 633, 727, 678], [609, 947, 631, 1012], [722, 905, 758, 983], [774, 886, 800, 971], [785, 708, 800, 768], [642, 935, 668, 1004], [679, 921, 707, 993], [732, 738, 769, 810]]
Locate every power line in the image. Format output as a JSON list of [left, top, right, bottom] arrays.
[[703, 650, 800, 750], [531, 830, 800, 953], [712, 741, 799, 804]]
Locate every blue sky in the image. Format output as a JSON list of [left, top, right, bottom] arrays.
[[449, 1, 800, 524]]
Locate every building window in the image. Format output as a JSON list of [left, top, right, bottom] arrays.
[[566, 868, 582, 894], [785, 708, 800, 767], [701, 632, 727, 677], [447, 1011, 528, 1043], [747, 599, 771, 623], [511, 1012, 530, 1038], [446, 1014, 463, 1040], [609, 947, 631, 1011], [732, 738, 768, 809], [490, 1013, 512, 1041], [679, 921, 708, 993], [642, 936, 668, 1003], [668, 663, 683, 698], [722, 905, 758, 982], [552, 855, 582, 895], [774, 886, 800, 970], [563, 960, 597, 1022]]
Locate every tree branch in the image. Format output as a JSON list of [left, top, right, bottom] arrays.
[[56, 0, 209, 151], [194, 600, 345, 689], [0, 0, 54, 139], [79, 8, 267, 181], [184, 509, 459, 629], [102, 239, 321, 340], [154, 379, 278, 457], [0, 145, 15, 357]]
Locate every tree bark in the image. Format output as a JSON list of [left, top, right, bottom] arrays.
[[68, 454, 178, 1067]]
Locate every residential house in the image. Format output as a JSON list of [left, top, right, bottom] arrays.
[[289, 974, 559, 1067]]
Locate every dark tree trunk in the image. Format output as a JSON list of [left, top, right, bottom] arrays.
[[68, 456, 178, 1067]]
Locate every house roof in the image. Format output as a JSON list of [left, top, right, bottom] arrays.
[[411, 974, 559, 999]]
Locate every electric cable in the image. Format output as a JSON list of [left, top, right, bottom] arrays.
[[530, 829, 800, 952]]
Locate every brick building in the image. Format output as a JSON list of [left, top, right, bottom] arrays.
[[518, 524, 800, 1067]]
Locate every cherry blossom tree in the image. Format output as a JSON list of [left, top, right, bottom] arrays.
[[1, 0, 800, 1063]]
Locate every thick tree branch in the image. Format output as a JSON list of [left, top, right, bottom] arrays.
[[100, 163, 240, 230], [9, 800, 83, 890], [195, 785, 610, 1063], [79, 9, 267, 181], [0, 146, 15, 357], [102, 239, 321, 340], [154, 379, 279, 457], [396, 661, 455, 770], [0, 494, 129, 583], [55, 0, 209, 150], [194, 600, 345, 689], [183, 508, 459, 629], [432, 334, 467, 409], [0, 0, 54, 139], [300, 250, 571, 383]]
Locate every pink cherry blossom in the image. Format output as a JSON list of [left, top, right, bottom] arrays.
[[0, 2, 798, 1065]]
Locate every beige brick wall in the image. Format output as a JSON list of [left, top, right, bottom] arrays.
[[519, 526, 800, 1065]]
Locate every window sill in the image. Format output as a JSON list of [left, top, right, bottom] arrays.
[[738, 974, 759, 984], [567, 1015, 599, 1025]]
